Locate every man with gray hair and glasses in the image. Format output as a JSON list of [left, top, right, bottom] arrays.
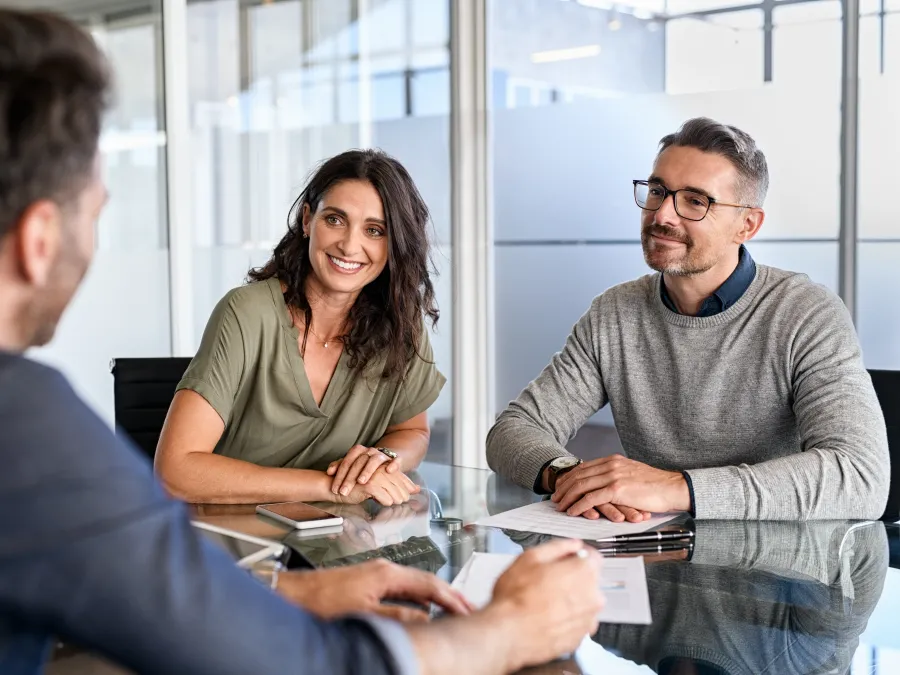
[[488, 117, 890, 523]]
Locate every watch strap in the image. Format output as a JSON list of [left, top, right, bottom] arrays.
[[534, 458, 557, 494], [548, 464, 575, 492], [543, 459, 576, 492]]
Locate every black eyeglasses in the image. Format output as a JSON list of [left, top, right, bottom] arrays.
[[633, 180, 754, 222]]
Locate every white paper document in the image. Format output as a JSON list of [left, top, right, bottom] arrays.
[[452, 552, 652, 624], [474, 499, 679, 541]]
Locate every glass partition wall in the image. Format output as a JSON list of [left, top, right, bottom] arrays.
[[489, 0, 895, 445], [3, 0, 895, 468]]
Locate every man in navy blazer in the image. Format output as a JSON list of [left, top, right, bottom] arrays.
[[0, 9, 605, 675]]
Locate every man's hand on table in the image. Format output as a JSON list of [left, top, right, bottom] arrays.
[[275, 559, 474, 622], [551, 454, 691, 521]]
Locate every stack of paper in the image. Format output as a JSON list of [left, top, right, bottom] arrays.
[[452, 551, 652, 624], [475, 500, 678, 540]]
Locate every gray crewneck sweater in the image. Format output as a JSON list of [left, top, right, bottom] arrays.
[[486, 264, 890, 520]]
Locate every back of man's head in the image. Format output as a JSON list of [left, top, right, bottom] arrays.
[[0, 10, 110, 239], [0, 10, 111, 349]]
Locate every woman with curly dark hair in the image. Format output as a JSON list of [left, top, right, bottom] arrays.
[[155, 149, 444, 505]]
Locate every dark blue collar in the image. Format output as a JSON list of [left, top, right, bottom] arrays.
[[660, 245, 756, 317]]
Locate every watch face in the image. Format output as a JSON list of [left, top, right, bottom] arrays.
[[551, 456, 581, 471]]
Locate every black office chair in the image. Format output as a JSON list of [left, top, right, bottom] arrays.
[[867, 369, 900, 522], [110, 357, 193, 460]]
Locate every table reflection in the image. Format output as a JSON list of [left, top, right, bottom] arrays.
[[189, 463, 897, 675], [587, 521, 887, 675]]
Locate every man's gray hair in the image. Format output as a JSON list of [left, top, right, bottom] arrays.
[[657, 117, 769, 207]]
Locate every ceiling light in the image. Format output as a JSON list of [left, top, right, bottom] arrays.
[[530, 44, 602, 64]]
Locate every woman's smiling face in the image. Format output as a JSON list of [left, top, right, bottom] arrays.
[[303, 179, 389, 297]]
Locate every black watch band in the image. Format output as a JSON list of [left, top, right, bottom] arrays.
[[534, 458, 557, 494], [548, 464, 575, 492]]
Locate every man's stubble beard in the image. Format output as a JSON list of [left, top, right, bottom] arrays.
[[641, 223, 716, 277], [29, 234, 90, 348]]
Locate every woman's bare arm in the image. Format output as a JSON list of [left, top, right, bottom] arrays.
[[154, 390, 333, 504]]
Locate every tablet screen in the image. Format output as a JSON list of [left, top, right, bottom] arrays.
[[192, 522, 283, 568]]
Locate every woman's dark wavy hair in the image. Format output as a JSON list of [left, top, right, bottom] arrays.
[[248, 149, 439, 379]]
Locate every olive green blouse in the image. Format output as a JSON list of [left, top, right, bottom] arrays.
[[176, 277, 446, 471]]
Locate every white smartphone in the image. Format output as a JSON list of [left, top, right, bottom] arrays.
[[256, 501, 345, 530], [288, 524, 346, 540], [191, 521, 287, 569]]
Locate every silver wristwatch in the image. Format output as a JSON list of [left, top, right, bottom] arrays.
[[547, 456, 582, 491]]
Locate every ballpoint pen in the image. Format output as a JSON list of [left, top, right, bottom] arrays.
[[595, 528, 694, 545], [598, 541, 694, 557]]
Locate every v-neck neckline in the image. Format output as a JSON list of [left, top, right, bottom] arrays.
[[267, 277, 348, 418]]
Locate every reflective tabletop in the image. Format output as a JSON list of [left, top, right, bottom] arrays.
[[190, 462, 900, 675]]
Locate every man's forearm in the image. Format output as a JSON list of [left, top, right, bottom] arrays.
[[686, 448, 889, 520], [159, 452, 334, 504], [487, 414, 570, 492]]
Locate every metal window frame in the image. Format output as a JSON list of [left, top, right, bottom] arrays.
[[158, 0, 859, 467], [161, 0, 195, 355], [840, 0, 860, 322], [450, 0, 493, 469]]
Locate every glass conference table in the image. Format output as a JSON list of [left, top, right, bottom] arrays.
[[191, 462, 900, 675]]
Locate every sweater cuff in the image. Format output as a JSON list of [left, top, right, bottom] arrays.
[[681, 471, 696, 517], [515, 443, 572, 494], [683, 466, 746, 520]]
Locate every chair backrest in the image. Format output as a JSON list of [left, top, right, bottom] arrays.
[[867, 369, 900, 522], [110, 357, 193, 460]]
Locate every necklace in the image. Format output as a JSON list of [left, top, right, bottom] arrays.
[[287, 305, 345, 348], [306, 323, 344, 349]]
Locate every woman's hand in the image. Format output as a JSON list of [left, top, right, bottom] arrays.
[[334, 463, 421, 507], [327, 445, 402, 497]]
